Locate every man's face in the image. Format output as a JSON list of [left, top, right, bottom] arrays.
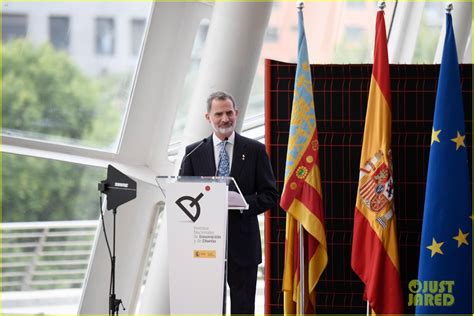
[[206, 98, 238, 140]]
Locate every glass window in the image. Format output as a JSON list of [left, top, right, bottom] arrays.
[[190, 21, 209, 61], [95, 17, 115, 56], [168, 19, 210, 158], [2, 153, 105, 313], [49, 16, 70, 51], [3, 154, 104, 223], [261, 1, 395, 65], [265, 26, 279, 42], [131, 18, 146, 56], [345, 26, 364, 41], [2, 3, 152, 152], [412, 2, 445, 63], [244, 1, 396, 127], [347, 1, 366, 9], [2, 14, 27, 43]]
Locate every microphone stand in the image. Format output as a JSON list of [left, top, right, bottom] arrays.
[[109, 207, 124, 315], [178, 138, 208, 176], [98, 165, 136, 316]]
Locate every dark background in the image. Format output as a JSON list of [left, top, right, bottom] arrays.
[[264, 61, 472, 314]]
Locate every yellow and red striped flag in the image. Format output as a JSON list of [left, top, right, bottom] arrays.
[[281, 8, 327, 315], [351, 10, 403, 314]]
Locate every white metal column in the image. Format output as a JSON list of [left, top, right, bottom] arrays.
[[117, 2, 211, 172], [388, 1, 426, 63], [180, 2, 273, 152], [462, 32, 472, 63]]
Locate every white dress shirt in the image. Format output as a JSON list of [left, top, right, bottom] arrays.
[[212, 131, 235, 172]]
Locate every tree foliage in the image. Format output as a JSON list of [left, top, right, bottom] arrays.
[[333, 33, 371, 64], [2, 40, 120, 222], [3, 40, 98, 140], [3, 154, 103, 222]]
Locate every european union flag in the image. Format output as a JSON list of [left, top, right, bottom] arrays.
[[415, 10, 472, 315]]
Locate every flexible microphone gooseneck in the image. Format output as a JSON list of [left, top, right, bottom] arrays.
[[179, 138, 208, 176]]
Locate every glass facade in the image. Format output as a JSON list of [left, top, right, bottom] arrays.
[[49, 16, 70, 51], [2, 2, 152, 152], [2, 13, 27, 42]]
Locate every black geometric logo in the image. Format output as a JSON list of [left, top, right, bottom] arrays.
[[175, 192, 204, 222]]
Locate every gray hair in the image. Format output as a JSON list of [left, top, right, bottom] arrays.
[[206, 91, 236, 113]]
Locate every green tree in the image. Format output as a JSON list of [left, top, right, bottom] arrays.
[[3, 154, 103, 222], [412, 16, 441, 63], [2, 40, 109, 222], [3, 40, 98, 140], [86, 72, 129, 149], [333, 33, 371, 64]]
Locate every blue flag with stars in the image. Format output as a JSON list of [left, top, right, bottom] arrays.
[[415, 12, 472, 315]]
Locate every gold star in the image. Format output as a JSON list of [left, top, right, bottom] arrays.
[[431, 128, 441, 145], [450, 131, 466, 150], [427, 238, 444, 257], [453, 229, 469, 247]]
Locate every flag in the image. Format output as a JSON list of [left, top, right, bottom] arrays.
[[415, 11, 472, 314], [281, 8, 327, 315], [351, 10, 404, 314]]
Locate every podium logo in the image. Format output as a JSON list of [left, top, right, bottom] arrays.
[[193, 250, 216, 258], [175, 192, 204, 222]]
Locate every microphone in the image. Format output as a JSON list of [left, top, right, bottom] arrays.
[[179, 138, 208, 176], [214, 137, 229, 177]]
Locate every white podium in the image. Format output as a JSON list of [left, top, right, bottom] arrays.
[[156, 176, 247, 314]]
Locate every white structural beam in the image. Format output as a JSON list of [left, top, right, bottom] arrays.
[[118, 2, 212, 173], [463, 31, 472, 63], [388, 1, 426, 64], [179, 2, 273, 158], [137, 210, 170, 314], [78, 2, 213, 314], [434, 1, 472, 63]]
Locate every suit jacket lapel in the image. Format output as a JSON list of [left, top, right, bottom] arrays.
[[230, 133, 247, 180]]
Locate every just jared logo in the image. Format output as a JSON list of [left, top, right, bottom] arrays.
[[175, 192, 204, 222]]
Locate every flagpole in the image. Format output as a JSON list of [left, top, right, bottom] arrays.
[[378, 0, 385, 10], [362, 7, 386, 316], [295, 1, 305, 312], [445, 2, 453, 14], [364, 3, 386, 316], [299, 224, 305, 314]]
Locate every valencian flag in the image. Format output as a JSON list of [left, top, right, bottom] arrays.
[[415, 10, 472, 315], [281, 7, 327, 315], [351, 9, 404, 314]]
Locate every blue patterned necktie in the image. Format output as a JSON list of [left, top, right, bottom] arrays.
[[217, 140, 230, 177]]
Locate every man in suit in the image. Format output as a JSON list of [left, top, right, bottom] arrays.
[[179, 91, 278, 314]]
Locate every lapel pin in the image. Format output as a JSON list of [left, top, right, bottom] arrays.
[[242, 154, 246, 161]]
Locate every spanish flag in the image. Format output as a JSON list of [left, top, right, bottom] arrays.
[[281, 8, 327, 315], [351, 10, 403, 314]]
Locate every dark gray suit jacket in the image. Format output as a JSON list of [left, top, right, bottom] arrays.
[[179, 133, 278, 266]]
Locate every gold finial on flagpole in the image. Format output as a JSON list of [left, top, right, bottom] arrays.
[[378, 1, 386, 11], [446, 3, 453, 14], [297, 1, 304, 11]]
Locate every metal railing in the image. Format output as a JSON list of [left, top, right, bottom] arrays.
[[2, 220, 97, 292], [2, 216, 266, 294]]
